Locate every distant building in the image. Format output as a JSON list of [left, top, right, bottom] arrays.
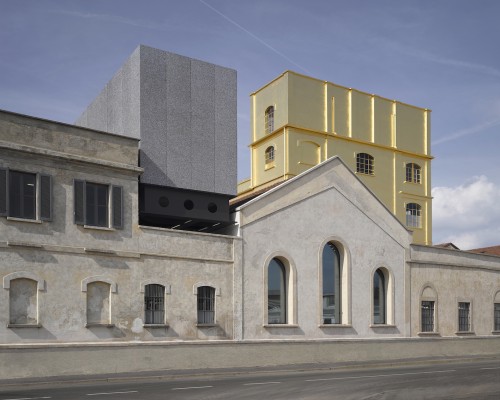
[[237, 71, 432, 245]]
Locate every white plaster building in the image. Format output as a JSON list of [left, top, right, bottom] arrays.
[[0, 46, 499, 379]]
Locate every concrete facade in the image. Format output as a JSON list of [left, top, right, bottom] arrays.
[[76, 45, 237, 196]]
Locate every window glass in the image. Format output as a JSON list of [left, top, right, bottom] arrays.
[[86, 183, 108, 227], [406, 203, 422, 228], [458, 302, 471, 332], [373, 269, 386, 324], [197, 286, 215, 324], [144, 284, 165, 324], [9, 171, 36, 219], [495, 303, 500, 331], [356, 153, 374, 175], [268, 258, 286, 324], [322, 243, 341, 324], [265, 106, 274, 134], [421, 301, 434, 332]]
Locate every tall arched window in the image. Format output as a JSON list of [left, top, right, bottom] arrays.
[[373, 268, 387, 324], [406, 203, 422, 228], [356, 153, 374, 175], [406, 163, 421, 183], [268, 258, 286, 324], [265, 106, 274, 134], [322, 243, 341, 324], [265, 146, 275, 165]]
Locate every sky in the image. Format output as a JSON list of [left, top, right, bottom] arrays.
[[1, 0, 499, 249]]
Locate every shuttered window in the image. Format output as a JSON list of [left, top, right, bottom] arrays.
[[0, 168, 52, 221], [74, 180, 123, 229]]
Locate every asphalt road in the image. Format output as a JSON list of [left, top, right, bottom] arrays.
[[1, 358, 500, 399]]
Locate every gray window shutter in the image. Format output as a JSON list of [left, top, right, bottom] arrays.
[[40, 174, 52, 221], [112, 185, 123, 229], [0, 168, 7, 216], [74, 180, 85, 225]]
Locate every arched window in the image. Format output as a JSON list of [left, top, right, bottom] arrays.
[[406, 163, 421, 183], [420, 285, 437, 333], [406, 203, 422, 228], [265, 106, 274, 134], [144, 284, 165, 324], [265, 146, 275, 165], [373, 268, 387, 324], [197, 286, 215, 324], [356, 153, 374, 175], [322, 243, 341, 324], [268, 258, 287, 324]]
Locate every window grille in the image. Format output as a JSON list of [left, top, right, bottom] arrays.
[[197, 286, 215, 324], [494, 303, 500, 331], [406, 203, 422, 228], [458, 302, 471, 332], [421, 301, 434, 332], [406, 163, 421, 183], [265, 106, 274, 134], [356, 153, 374, 175], [265, 146, 275, 164], [144, 284, 165, 324]]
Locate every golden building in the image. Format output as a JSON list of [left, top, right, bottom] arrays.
[[237, 71, 432, 245]]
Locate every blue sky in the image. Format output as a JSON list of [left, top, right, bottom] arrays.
[[1, 0, 499, 248]]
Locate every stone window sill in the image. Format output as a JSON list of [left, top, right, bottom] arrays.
[[455, 331, 475, 335], [492, 331, 500, 335], [7, 217, 42, 224], [264, 324, 300, 328], [196, 323, 218, 328], [370, 324, 397, 328], [143, 324, 169, 328], [319, 324, 353, 328], [83, 225, 115, 232], [85, 323, 115, 328], [417, 332, 440, 337], [7, 323, 42, 328]]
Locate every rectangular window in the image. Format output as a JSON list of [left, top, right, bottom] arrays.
[[421, 301, 434, 332], [197, 286, 215, 325], [458, 302, 471, 332], [0, 168, 52, 221], [144, 284, 165, 325], [495, 303, 500, 331], [74, 180, 123, 229]]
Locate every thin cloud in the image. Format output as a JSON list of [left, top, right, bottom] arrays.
[[51, 10, 169, 31], [433, 117, 500, 146], [199, 0, 311, 75]]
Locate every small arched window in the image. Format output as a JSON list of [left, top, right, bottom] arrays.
[[356, 153, 374, 175], [197, 286, 215, 324], [420, 285, 437, 333], [373, 268, 387, 324], [406, 203, 422, 228], [268, 258, 287, 324], [265, 146, 275, 165], [406, 163, 421, 183], [144, 284, 165, 325], [322, 243, 341, 324], [265, 106, 274, 134]]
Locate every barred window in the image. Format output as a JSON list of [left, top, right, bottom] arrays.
[[265, 146, 275, 164], [356, 153, 374, 175], [197, 286, 215, 324], [421, 301, 435, 332], [494, 303, 500, 331], [265, 106, 274, 134], [406, 203, 422, 228], [406, 163, 421, 183], [144, 284, 165, 324], [458, 302, 471, 332]]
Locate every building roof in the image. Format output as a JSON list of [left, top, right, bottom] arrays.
[[467, 245, 500, 256], [434, 242, 460, 250]]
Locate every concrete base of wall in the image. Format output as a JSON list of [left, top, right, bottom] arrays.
[[1, 337, 500, 380]]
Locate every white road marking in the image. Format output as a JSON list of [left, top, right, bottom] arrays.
[[171, 385, 213, 390], [481, 367, 500, 370], [4, 398, 51, 400], [305, 369, 456, 382], [86, 391, 138, 396], [243, 381, 282, 386]]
